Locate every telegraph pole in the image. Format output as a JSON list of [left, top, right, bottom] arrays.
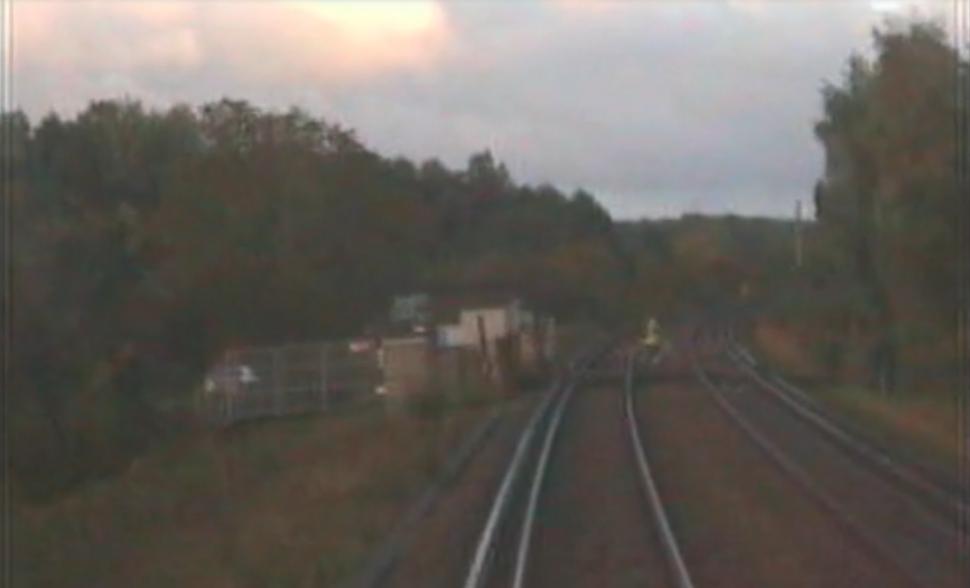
[[794, 199, 804, 269]]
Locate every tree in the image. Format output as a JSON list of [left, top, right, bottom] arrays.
[[813, 19, 962, 392], [10, 97, 632, 500], [465, 150, 511, 198]]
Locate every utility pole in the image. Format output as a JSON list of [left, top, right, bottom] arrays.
[[794, 199, 804, 269]]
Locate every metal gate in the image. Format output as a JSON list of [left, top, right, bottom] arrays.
[[199, 340, 380, 426]]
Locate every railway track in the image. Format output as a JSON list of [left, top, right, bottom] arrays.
[[720, 324, 967, 524], [453, 323, 963, 587], [624, 349, 696, 588], [464, 343, 692, 588], [462, 344, 604, 588], [690, 324, 964, 588]]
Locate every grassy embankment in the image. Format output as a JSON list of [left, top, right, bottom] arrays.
[[14, 393, 500, 588], [745, 319, 958, 474]]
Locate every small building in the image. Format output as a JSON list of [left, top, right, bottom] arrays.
[[434, 296, 531, 350], [378, 331, 433, 398], [376, 291, 557, 400]]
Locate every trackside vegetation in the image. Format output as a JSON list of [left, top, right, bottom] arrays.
[[7, 96, 791, 502], [748, 19, 966, 470]]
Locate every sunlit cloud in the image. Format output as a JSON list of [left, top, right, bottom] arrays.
[[871, 0, 906, 13], [14, 1, 451, 114], [298, 1, 445, 38], [546, 0, 618, 14], [10, 1, 953, 218], [869, 0, 945, 17], [216, 2, 451, 82], [16, 2, 203, 71]]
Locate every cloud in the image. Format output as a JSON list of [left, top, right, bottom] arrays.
[[198, 2, 450, 83], [11, 1, 953, 218], [17, 3, 202, 71], [14, 1, 450, 115], [378, 3, 863, 208]]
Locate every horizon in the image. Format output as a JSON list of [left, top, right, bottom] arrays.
[[11, 1, 950, 219]]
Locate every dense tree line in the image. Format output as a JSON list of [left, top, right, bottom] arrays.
[[618, 214, 795, 315], [808, 19, 966, 392], [6, 98, 638, 499], [7, 95, 797, 500]]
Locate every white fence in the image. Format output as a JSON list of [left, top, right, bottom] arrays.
[[199, 340, 381, 426]]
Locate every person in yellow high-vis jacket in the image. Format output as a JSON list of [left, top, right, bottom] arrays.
[[642, 317, 661, 349]]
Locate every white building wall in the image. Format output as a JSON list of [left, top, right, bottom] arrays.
[[437, 324, 469, 348], [459, 307, 511, 344], [435, 300, 532, 351]]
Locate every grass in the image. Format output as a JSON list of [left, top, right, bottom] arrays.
[[13, 393, 498, 588], [800, 384, 957, 473], [747, 321, 958, 474]]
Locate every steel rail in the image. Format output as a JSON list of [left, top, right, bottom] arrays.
[[626, 349, 696, 588], [463, 343, 605, 588], [691, 350, 925, 588], [510, 380, 577, 588], [721, 326, 967, 525], [461, 379, 559, 588]]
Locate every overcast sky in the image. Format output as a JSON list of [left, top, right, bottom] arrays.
[[12, 0, 951, 219]]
